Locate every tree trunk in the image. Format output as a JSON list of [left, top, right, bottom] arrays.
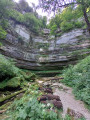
[[82, 7, 90, 34]]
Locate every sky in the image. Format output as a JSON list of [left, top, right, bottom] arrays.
[[14, 0, 52, 17]]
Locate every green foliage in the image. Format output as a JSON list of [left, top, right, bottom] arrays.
[[20, 70, 36, 82], [0, 77, 22, 89], [0, 0, 13, 18], [39, 0, 90, 33], [0, 54, 19, 81], [0, 26, 7, 39], [18, 99, 58, 120], [24, 13, 40, 33], [60, 22, 74, 32], [10, 9, 47, 34], [50, 24, 57, 35], [0, 42, 2, 47], [9, 97, 58, 120], [61, 7, 74, 22], [17, 0, 33, 13], [8, 84, 85, 120], [10, 9, 24, 23], [0, 54, 36, 89], [42, 16, 47, 28], [0, 0, 13, 28], [62, 55, 90, 107], [0, 0, 47, 34], [74, 21, 83, 28], [48, 6, 84, 34], [48, 14, 62, 35]]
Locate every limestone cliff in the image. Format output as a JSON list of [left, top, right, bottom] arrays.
[[0, 20, 90, 71]]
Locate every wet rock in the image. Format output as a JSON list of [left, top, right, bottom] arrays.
[[67, 108, 84, 119], [51, 100, 63, 109], [16, 93, 24, 99], [39, 94, 61, 101], [44, 94, 61, 101], [38, 96, 47, 101], [39, 87, 53, 94], [39, 95, 63, 109], [44, 88, 53, 94], [40, 101, 47, 104]]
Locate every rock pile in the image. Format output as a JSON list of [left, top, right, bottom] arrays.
[[38, 85, 63, 110]]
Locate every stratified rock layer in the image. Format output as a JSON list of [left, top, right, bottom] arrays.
[[0, 21, 90, 72]]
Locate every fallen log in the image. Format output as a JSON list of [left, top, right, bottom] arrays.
[[0, 89, 25, 106], [0, 109, 7, 114]]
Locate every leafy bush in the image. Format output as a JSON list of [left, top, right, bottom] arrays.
[[18, 98, 58, 120], [50, 24, 57, 35], [9, 9, 46, 34], [9, 97, 59, 120], [60, 22, 74, 32], [74, 21, 83, 28], [10, 9, 24, 23], [48, 5, 84, 34], [62, 56, 90, 107], [24, 13, 40, 33]]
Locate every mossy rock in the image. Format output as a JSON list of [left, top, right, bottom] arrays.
[[0, 76, 24, 90], [25, 73, 36, 81], [20, 71, 36, 81]]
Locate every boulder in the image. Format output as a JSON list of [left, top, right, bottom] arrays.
[[39, 94, 61, 101], [39, 87, 53, 94], [51, 100, 63, 109], [67, 108, 84, 119]]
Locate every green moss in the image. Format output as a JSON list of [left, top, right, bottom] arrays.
[[31, 70, 62, 74], [0, 89, 25, 103], [20, 71, 36, 81], [0, 54, 36, 90], [0, 77, 22, 89], [0, 102, 11, 110]]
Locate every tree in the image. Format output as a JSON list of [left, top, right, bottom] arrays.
[[24, 13, 40, 34], [18, 0, 33, 13], [42, 16, 47, 28], [0, 0, 13, 28], [39, 0, 90, 33]]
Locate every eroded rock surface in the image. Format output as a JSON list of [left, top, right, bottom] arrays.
[[0, 20, 90, 72]]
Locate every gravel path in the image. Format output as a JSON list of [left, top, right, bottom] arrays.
[[38, 78, 90, 120], [53, 83, 90, 120]]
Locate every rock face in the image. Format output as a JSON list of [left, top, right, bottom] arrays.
[[0, 20, 90, 72]]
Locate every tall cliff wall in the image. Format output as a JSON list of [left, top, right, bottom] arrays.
[[0, 21, 90, 71]]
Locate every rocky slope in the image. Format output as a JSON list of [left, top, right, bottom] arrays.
[[0, 20, 90, 72]]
